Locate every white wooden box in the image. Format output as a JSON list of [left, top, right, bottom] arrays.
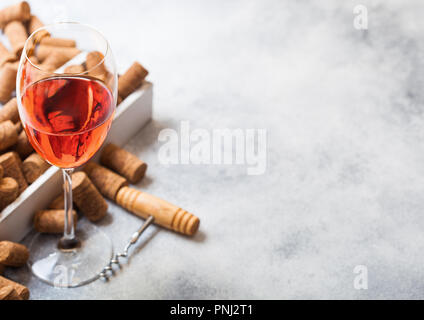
[[0, 82, 153, 242]]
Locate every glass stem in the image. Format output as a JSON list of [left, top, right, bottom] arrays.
[[62, 168, 75, 241]]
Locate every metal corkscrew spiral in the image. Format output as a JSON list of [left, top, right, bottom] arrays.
[[99, 215, 155, 280]]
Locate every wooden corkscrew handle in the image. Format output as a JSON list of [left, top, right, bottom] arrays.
[[116, 187, 200, 236]]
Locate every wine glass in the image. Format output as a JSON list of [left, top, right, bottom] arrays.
[[16, 22, 117, 287]]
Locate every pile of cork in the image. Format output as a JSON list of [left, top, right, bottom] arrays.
[[0, 2, 149, 104], [0, 143, 200, 300], [0, 143, 149, 301], [42, 144, 199, 237], [0, 241, 29, 300], [41, 143, 149, 227], [0, 1, 150, 214], [0, 2, 200, 301]]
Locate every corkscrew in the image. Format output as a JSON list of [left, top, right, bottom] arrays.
[[99, 215, 155, 280], [97, 184, 200, 281]]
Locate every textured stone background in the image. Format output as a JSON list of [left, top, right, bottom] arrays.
[[3, 0, 424, 299]]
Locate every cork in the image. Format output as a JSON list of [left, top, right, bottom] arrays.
[[83, 162, 128, 201], [0, 62, 18, 103], [28, 55, 38, 65], [86, 51, 105, 70], [0, 276, 29, 300], [0, 120, 19, 152], [34, 209, 77, 234], [40, 37, 76, 48], [14, 130, 34, 159], [36, 45, 80, 63], [72, 172, 108, 222], [0, 98, 19, 123], [4, 20, 28, 56], [27, 15, 49, 41], [10, 59, 20, 68], [0, 286, 22, 300], [0, 241, 29, 267], [100, 143, 148, 184], [118, 62, 148, 100], [0, 42, 15, 67], [0, 1, 31, 29], [14, 121, 22, 134], [64, 64, 85, 74], [86, 51, 107, 82], [116, 187, 200, 236], [41, 50, 75, 72], [48, 194, 64, 210], [0, 152, 28, 194], [0, 177, 19, 211], [22, 153, 50, 184]]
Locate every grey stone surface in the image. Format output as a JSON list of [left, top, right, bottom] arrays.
[[3, 0, 424, 299]]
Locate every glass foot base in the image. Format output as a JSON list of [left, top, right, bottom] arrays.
[[28, 219, 113, 288]]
